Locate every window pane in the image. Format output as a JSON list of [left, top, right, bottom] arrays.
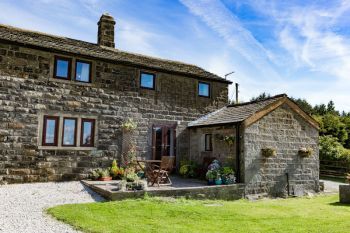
[[199, 83, 210, 97], [63, 119, 76, 146], [205, 134, 212, 151], [140, 73, 154, 89], [56, 59, 69, 78], [76, 61, 91, 82], [45, 119, 56, 144], [82, 121, 94, 146]]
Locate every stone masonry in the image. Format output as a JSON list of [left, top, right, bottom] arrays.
[[0, 19, 229, 183], [243, 104, 319, 197]]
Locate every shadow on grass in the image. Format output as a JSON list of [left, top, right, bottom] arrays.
[[328, 202, 350, 207]]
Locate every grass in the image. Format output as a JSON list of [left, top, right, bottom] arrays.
[[47, 194, 350, 233]]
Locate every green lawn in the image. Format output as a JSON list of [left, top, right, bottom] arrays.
[[47, 194, 350, 233]]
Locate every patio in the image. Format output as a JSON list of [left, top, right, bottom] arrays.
[[82, 176, 245, 201]]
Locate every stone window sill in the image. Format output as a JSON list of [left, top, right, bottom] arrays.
[[38, 146, 96, 151]]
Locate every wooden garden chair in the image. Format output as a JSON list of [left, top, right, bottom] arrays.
[[146, 156, 175, 186]]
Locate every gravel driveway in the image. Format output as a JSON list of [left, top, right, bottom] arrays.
[[0, 181, 104, 233]]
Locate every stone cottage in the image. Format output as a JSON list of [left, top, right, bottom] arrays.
[[0, 13, 319, 197], [0, 14, 230, 184], [188, 95, 320, 197]]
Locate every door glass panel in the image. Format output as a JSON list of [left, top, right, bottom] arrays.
[[155, 127, 162, 160]]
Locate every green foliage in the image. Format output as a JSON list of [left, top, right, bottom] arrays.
[[48, 195, 350, 233], [179, 160, 199, 178], [90, 168, 111, 180], [319, 136, 350, 162], [250, 92, 271, 102], [320, 114, 348, 144], [221, 167, 234, 176], [110, 160, 124, 178], [121, 118, 137, 131]]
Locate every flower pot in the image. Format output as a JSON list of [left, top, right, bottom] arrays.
[[207, 179, 215, 185], [215, 178, 222, 185], [222, 177, 228, 185], [99, 176, 112, 181]]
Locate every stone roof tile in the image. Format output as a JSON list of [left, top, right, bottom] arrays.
[[0, 24, 231, 84]]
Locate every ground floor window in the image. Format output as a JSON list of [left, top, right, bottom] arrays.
[[40, 115, 96, 148], [62, 118, 78, 146], [205, 134, 212, 151], [81, 119, 95, 147], [42, 116, 59, 146]]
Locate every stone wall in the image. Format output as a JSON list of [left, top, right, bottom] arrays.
[[243, 104, 319, 197], [0, 42, 229, 183], [189, 125, 237, 167]]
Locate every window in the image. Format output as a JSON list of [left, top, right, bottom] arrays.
[[62, 118, 77, 146], [81, 119, 95, 147], [42, 116, 59, 146], [140, 72, 155, 89], [75, 60, 92, 83], [198, 82, 210, 97], [54, 56, 71, 80], [205, 134, 212, 151]]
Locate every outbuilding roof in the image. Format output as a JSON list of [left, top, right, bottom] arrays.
[[188, 94, 319, 129], [0, 24, 231, 84]]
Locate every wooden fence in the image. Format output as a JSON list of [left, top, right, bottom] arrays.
[[320, 160, 350, 179]]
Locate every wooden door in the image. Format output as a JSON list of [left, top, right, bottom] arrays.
[[152, 124, 177, 161]]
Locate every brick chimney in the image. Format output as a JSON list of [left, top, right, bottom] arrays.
[[97, 13, 116, 48]]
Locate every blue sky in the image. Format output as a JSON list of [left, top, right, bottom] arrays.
[[1, 0, 350, 110]]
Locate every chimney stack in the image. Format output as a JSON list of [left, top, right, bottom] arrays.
[[97, 13, 116, 48], [235, 83, 239, 103]]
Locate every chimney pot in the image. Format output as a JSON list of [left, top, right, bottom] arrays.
[[97, 13, 116, 48]]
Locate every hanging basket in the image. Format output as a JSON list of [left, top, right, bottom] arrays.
[[298, 147, 313, 157], [262, 148, 277, 157]]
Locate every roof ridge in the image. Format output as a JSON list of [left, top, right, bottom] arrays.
[[228, 94, 287, 108], [0, 23, 229, 82]]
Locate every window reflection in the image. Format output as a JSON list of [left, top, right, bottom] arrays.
[[75, 61, 91, 82], [62, 118, 77, 146]]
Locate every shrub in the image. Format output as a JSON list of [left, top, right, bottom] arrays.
[[179, 160, 199, 178], [319, 135, 350, 162]]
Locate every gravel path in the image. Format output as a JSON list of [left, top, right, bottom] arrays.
[[0, 181, 104, 233], [320, 179, 345, 194]]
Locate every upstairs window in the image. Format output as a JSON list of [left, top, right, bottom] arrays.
[[198, 82, 210, 97], [140, 72, 155, 89], [75, 60, 92, 83], [81, 119, 95, 147], [62, 118, 77, 146], [42, 116, 59, 146], [54, 56, 71, 80], [205, 134, 212, 151]]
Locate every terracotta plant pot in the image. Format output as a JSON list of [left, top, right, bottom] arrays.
[[99, 176, 112, 181]]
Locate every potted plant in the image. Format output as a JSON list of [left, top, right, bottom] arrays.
[[206, 170, 216, 185], [214, 170, 222, 185], [221, 167, 235, 185], [298, 147, 313, 157], [110, 160, 124, 180], [99, 169, 112, 181]]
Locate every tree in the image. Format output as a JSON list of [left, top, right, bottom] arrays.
[[320, 114, 348, 145], [250, 92, 271, 101], [314, 104, 327, 115], [290, 97, 314, 115]]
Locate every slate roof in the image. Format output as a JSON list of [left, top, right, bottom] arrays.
[[0, 24, 231, 83], [188, 94, 287, 127]]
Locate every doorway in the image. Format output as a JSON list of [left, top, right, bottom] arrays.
[[152, 124, 177, 161]]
